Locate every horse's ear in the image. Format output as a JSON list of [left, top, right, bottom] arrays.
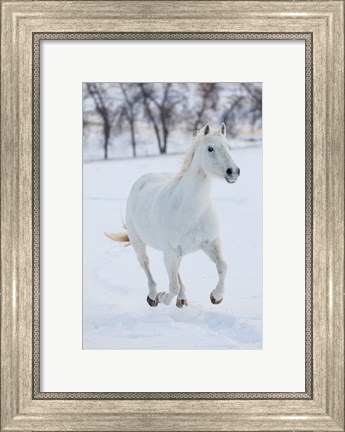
[[204, 124, 210, 135], [220, 122, 226, 136]]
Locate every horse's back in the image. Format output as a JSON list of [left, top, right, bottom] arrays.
[[128, 172, 173, 205], [126, 172, 174, 249]]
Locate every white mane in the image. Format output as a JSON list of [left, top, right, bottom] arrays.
[[173, 130, 203, 183]]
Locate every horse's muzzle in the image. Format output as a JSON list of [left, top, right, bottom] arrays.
[[225, 167, 240, 183]]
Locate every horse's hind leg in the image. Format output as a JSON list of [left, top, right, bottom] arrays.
[[131, 239, 158, 307], [157, 250, 180, 306]]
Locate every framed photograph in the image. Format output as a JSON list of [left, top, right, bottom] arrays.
[[82, 81, 263, 351], [1, 1, 344, 431]]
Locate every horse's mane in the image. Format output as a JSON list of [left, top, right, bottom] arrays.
[[173, 131, 201, 184]]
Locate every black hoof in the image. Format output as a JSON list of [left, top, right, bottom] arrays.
[[147, 295, 158, 307], [210, 292, 223, 305], [176, 299, 188, 308]]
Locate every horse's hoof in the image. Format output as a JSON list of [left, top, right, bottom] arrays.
[[176, 298, 188, 308], [210, 291, 223, 305], [147, 295, 158, 307]]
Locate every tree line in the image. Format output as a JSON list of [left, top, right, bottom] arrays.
[[83, 82, 262, 160]]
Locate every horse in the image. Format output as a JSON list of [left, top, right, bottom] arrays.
[[106, 123, 240, 308]]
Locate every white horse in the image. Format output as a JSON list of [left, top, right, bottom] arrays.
[[106, 123, 240, 308]]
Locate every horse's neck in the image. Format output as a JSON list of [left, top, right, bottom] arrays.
[[179, 152, 212, 208]]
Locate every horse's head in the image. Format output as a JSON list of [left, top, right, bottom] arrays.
[[198, 123, 240, 184]]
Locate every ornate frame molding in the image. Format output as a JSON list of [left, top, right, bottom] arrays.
[[1, 2, 343, 431]]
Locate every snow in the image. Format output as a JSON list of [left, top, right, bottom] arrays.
[[83, 145, 262, 349]]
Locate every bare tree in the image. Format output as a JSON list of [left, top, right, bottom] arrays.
[[117, 84, 142, 157], [139, 83, 186, 154], [84, 83, 117, 160], [241, 83, 262, 128], [221, 92, 246, 137], [82, 82, 262, 160], [138, 83, 162, 153], [192, 83, 220, 131], [221, 83, 262, 137]]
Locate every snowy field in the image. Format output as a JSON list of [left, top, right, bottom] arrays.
[[83, 146, 262, 349]]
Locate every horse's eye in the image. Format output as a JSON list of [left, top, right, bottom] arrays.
[[208, 147, 214, 153]]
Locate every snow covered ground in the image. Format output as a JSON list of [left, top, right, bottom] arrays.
[[83, 145, 262, 349]]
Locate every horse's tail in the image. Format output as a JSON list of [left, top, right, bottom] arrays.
[[105, 224, 131, 247]]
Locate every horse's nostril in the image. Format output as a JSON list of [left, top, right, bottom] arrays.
[[226, 168, 233, 176], [237, 167, 240, 176]]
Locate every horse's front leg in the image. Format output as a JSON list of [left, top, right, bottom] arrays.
[[157, 250, 180, 306], [176, 272, 188, 308], [201, 238, 228, 304]]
